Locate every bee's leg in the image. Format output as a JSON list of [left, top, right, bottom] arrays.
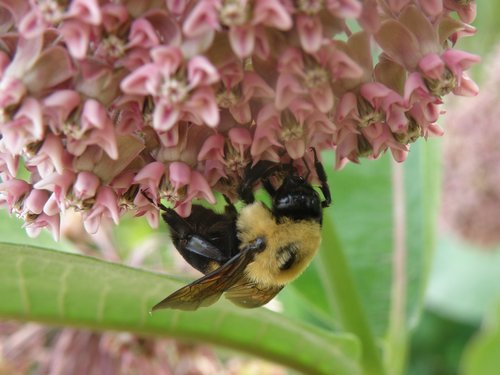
[[238, 160, 281, 204], [223, 194, 237, 217], [161, 207, 230, 274], [310, 147, 332, 208], [262, 178, 276, 197]]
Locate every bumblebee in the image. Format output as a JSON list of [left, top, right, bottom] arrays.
[[150, 148, 331, 311]]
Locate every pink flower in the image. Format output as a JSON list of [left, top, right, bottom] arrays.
[[375, 5, 479, 98], [184, 0, 292, 58], [121, 46, 220, 131], [0, 0, 479, 239], [82, 186, 119, 233]]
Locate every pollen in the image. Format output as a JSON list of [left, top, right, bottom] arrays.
[[394, 119, 422, 145], [424, 68, 457, 97], [99, 35, 126, 59], [280, 110, 304, 141], [357, 99, 385, 128], [216, 88, 239, 108], [295, 0, 324, 15], [61, 121, 84, 139], [37, 0, 65, 23], [219, 0, 251, 26], [224, 143, 247, 171], [304, 66, 329, 89], [161, 78, 189, 104]]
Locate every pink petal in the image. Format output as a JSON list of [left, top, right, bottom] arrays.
[[275, 74, 305, 110], [453, 72, 479, 97], [68, 0, 102, 25], [59, 20, 91, 59], [310, 86, 334, 113], [419, 0, 443, 16], [120, 64, 159, 96], [43, 193, 61, 216], [296, 15, 323, 54], [188, 56, 220, 87], [204, 160, 227, 186], [15, 97, 43, 139], [335, 92, 358, 122], [157, 125, 180, 148], [166, 0, 189, 15], [73, 171, 100, 200], [187, 171, 216, 204], [229, 102, 252, 124], [0, 76, 26, 108], [101, 4, 129, 32], [18, 10, 47, 39], [242, 72, 274, 100], [25, 213, 60, 241], [326, 0, 363, 18], [151, 45, 183, 75], [182, 0, 219, 38], [253, 0, 292, 30], [43, 90, 81, 122], [34, 170, 76, 201], [0, 179, 31, 211], [81, 99, 110, 131], [329, 49, 364, 80], [153, 100, 180, 131], [134, 161, 166, 195], [186, 87, 220, 127], [441, 49, 481, 77], [198, 134, 225, 162], [418, 53, 445, 80], [83, 187, 120, 233], [29, 133, 69, 174], [127, 18, 160, 48], [228, 127, 252, 146], [169, 161, 191, 192], [285, 139, 306, 160], [229, 25, 255, 58]]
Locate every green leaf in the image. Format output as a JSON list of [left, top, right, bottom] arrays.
[[0, 242, 361, 375], [426, 235, 500, 324], [461, 301, 500, 375]]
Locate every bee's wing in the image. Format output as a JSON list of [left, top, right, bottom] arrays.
[[152, 238, 265, 311], [225, 281, 284, 308]]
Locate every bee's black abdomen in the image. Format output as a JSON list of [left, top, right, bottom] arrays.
[[162, 205, 240, 274]]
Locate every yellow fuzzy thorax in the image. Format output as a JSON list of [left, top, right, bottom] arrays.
[[237, 202, 321, 286]]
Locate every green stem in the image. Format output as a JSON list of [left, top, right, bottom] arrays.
[[385, 161, 408, 375], [318, 216, 386, 375]]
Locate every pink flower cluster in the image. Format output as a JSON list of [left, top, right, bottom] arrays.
[[0, 0, 479, 239]]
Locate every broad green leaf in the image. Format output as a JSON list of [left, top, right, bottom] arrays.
[[426, 235, 500, 324], [461, 301, 500, 375], [0, 242, 361, 375], [290, 140, 440, 337]]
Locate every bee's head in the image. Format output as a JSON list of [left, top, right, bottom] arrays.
[[272, 174, 322, 223]]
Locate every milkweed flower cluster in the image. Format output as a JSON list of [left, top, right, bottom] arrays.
[[442, 46, 500, 248], [0, 0, 479, 239]]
